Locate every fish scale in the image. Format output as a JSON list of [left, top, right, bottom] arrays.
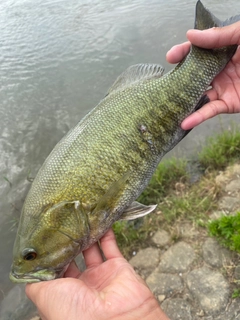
[[10, 0, 240, 283]]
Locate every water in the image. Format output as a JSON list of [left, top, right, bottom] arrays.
[[0, 0, 240, 318]]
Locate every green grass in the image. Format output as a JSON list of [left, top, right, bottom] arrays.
[[199, 128, 240, 170], [232, 288, 240, 299], [159, 181, 218, 223], [207, 212, 240, 253], [113, 220, 145, 246]]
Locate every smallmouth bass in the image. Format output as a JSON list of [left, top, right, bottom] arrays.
[[10, 1, 240, 282]]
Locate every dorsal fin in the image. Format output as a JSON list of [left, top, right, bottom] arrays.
[[106, 64, 165, 96]]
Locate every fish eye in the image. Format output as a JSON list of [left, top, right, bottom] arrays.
[[22, 248, 37, 261]]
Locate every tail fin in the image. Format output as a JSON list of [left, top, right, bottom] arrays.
[[194, 1, 240, 64], [195, 0, 240, 30]]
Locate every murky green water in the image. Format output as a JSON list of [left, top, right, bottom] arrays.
[[1, 0, 240, 318]]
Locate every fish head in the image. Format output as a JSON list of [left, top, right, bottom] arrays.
[[10, 200, 89, 283]]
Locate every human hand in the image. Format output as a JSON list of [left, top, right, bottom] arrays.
[[166, 21, 240, 130], [26, 229, 169, 320]]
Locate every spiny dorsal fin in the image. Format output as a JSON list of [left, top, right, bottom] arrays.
[[120, 201, 157, 221], [107, 64, 164, 96]]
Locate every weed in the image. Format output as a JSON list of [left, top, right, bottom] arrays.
[[207, 212, 240, 252], [232, 288, 240, 299], [199, 128, 240, 170]]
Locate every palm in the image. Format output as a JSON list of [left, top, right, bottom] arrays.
[[209, 57, 240, 113], [26, 230, 166, 320], [74, 258, 153, 318]]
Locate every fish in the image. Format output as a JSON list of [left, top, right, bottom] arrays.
[[10, 0, 240, 283]]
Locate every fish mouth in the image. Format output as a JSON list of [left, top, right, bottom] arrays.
[[9, 269, 57, 283]]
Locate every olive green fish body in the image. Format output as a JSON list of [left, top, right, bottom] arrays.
[[10, 1, 240, 283]]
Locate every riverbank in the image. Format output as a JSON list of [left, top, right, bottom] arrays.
[[114, 128, 240, 319], [129, 162, 240, 319]]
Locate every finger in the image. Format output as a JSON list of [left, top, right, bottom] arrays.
[[26, 282, 49, 307], [100, 229, 124, 260], [187, 21, 240, 48], [205, 87, 218, 101], [64, 260, 81, 278], [83, 241, 104, 268], [232, 45, 240, 64], [166, 41, 191, 64], [181, 99, 228, 130]]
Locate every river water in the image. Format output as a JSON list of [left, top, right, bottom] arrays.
[[1, 0, 240, 318]]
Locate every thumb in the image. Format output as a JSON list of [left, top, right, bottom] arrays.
[[187, 21, 240, 48]]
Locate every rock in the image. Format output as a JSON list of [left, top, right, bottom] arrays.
[[196, 309, 205, 317], [129, 247, 159, 270], [202, 238, 233, 268], [219, 196, 240, 212], [158, 241, 195, 273], [234, 265, 240, 280], [161, 298, 192, 320], [158, 295, 166, 302], [215, 171, 229, 185], [177, 222, 199, 239], [231, 164, 240, 176], [216, 164, 240, 186], [213, 297, 240, 320], [209, 211, 224, 220], [146, 272, 183, 295], [152, 230, 171, 247], [225, 179, 240, 194], [186, 267, 230, 316]]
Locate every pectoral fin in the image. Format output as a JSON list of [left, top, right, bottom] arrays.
[[120, 201, 157, 221], [91, 172, 131, 216], [88, 172, 132, 232]]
